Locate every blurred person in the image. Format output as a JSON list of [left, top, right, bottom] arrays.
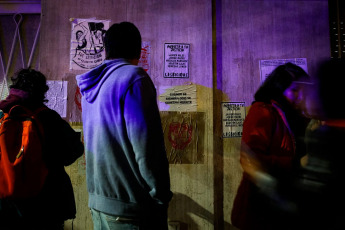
[[0, 68, 84, 230], [231, 63, 310, 230], [76, 21, 173, 230], [295, 58, 345, 230]]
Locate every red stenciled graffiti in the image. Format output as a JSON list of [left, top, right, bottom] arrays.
[[168, 122, 192, 150], [140, 45, 150, 72], [74, 86, 82, 111]]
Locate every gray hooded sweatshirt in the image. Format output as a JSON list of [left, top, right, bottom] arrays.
[[76, 59, 172, 218]]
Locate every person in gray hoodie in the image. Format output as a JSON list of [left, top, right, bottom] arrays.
[[76, 21, 172, 230]]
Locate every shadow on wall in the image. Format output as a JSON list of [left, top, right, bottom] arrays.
[[169, 192, 235, 230]]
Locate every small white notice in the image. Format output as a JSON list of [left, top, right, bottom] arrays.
[[158, 85, 197, 111], [164, 43, 190, 78], [222, 102, 246, 138], [259, 58, 308, 83], [45, 81, 68, 118]]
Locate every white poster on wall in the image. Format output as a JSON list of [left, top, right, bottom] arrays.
[[70, 18, 110, 70], [164, 43, 190, 78], [259, 58, 308, 83], [222, 102, 246, 138], [158, 85, 197, 111], [45, 81, 68, 118]]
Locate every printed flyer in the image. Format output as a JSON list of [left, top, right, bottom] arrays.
[[164, 43, 190, 78], [259, 58, 308, 83], [222, 102, 246, 138], [70, 18, 110, 70]]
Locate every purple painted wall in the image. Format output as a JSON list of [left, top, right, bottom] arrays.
[[219, 0, 330, 105]]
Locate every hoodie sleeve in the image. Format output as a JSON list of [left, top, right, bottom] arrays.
[[123, 74, 172, 206]]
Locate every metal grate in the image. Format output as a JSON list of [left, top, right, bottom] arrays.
[[329, 0, 345, 58], [0, 1, 41, 100]]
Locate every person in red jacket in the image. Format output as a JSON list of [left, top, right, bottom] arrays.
[[0, 68, 84, 230], [231, 62, 310, 230]]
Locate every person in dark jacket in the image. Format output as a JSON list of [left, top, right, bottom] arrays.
[[0, 68, 84, 230], [76, 22, 172, 230], [293, 58, 345, 230], [231, 63, 310, 230]]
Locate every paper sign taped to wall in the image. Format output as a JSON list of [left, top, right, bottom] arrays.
[[70, 18, 110, 70], [259, 58, 308, 83], [45, 81, 68, 118], [222, 102, 245, 138], [164, 43, 190, 78], [158, 85, 197, 111]]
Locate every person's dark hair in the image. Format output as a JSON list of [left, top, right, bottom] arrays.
[[104, 21, 142, 60], [316, 58, 345, 119], [254, 62, 309, 104], [76, 30, 83, 38], [10, 68, 49, 104]]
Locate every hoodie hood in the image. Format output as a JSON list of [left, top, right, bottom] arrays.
[[76, 59, 129, 103], [0, 88, 30, 111]]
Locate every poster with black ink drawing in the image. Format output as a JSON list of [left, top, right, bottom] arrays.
[[70, 18, 110, 70]]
